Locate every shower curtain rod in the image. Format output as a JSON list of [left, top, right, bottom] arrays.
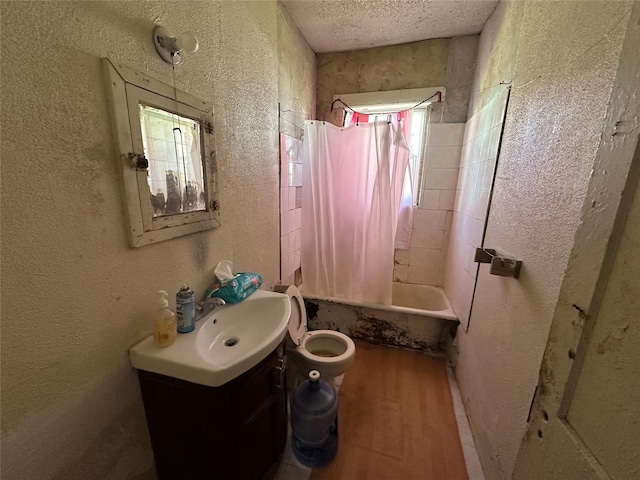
[[330, 90, 442, 115]]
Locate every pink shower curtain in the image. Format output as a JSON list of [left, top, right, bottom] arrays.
[[301, 120, 410, 305], [346, 110, 413, 248], [395, 110, 413, 249]]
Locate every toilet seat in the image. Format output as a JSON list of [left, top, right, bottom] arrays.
[[283, 285, 306, 346], [274, 284, 356, 384]]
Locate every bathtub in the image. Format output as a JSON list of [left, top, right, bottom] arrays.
[[303, 283, 459, 352]]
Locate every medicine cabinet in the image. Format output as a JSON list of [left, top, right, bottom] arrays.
[[103, 59, 220, 247]]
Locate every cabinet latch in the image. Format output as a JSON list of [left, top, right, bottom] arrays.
[[127, 152, 149, 170]]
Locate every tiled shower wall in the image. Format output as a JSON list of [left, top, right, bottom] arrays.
[[280, 134, 303, 285], [443, 87, 509, 328], [394, 123, 465, 286]]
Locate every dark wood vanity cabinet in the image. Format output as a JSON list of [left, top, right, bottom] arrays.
[[137, 341, 287, 480]]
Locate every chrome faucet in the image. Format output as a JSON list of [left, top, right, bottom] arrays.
[[195, 297, 226, 320]]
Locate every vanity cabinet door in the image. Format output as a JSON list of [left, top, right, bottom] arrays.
[[231, 343, 287, 480], [137, 341, 287, 480]]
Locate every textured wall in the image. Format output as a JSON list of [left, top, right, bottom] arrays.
[[277, 2, 316, 285], [451, 1, 633, 479], [316, 36, 478, 125], [0, 1, 280, 479], [278, 2, 316, 138]]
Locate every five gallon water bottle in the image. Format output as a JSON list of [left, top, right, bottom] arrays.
[[290, 370, 338, 467]]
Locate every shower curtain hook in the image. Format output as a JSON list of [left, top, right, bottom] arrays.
[[387, 114, 392, 124]]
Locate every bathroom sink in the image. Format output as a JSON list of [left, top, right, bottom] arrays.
[[129, 289, 291, 387]]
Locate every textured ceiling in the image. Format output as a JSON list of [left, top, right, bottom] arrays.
[[281, 0, 498, 53]]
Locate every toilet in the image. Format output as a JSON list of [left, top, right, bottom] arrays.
[[274, 285, 356, 387]]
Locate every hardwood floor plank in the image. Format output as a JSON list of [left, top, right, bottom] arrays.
[[309, 341, 468, 480]]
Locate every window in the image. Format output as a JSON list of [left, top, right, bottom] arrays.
[[104, 59, 220, 247], [337, 87, 443, 207], [344, 107, 430, 206]]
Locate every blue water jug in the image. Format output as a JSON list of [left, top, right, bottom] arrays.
[[290, 370, 338, 467]]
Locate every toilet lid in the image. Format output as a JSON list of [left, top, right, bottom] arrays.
[[274, 285, 307, 346]]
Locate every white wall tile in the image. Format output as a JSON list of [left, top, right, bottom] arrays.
[[456, 165, 468, 193], [426, 146, 462, 169], [292, 249, 301, 271], [292, 208, 302, 230], [281, 210, 289, 235], [295, 187, 302, 209], [472, 136, 483, 164], [290, 229, 301, 251], [292, 163, 303, 187], [469, 162, 481, 192], [280, 234, 289, 260], [288, 252, 298, 277], [429, 123, 466, 147], [420, 189, 440, 210], [288, 188, 296, 211], [410, 229, 445, 249], [440, 169, 460, 190], [480, 130, 490, 161], [488, 125, 501, 159], [394, 249, 410, 265], [482, 159, 496, 192], [281, 161, 291, 187], [280, 187, 289, 213], [408, 256, 445, 286], [424, 168, 443, 189], [286, 210, 294, 233], [471, 190, 490, 221], [443, 229, 451, 246], [462, 242, 477, 275], [463, 117, 476, 145], [439, 190, 456, 210], [445, 211, 454, 231], [393, 265, 409, 282], [413, 210, 447, 230], [460, 142, 472, 167], [409, 247, 444, 267], [281, 238, 290, 278]]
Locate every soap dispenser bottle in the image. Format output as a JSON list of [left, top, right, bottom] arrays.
[[153, 290, 177, 347]]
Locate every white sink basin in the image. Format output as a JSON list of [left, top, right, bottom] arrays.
[[129, 289, 291, 387]]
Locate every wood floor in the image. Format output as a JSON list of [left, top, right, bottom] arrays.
[[309, 341, 468, 480]]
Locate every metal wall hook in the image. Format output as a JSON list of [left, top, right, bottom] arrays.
[[475, 247, 522, 279], [474, 248, 496, 263]]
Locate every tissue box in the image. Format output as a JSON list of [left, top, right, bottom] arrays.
[[205, 273, 262, 304]]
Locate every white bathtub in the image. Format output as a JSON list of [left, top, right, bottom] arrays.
[[304, 282, 457, 321], [303, 283, 458, 351]]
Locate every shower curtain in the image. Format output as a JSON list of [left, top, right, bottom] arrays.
[[301, 120, 410, 305]]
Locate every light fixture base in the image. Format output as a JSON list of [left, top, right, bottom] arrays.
[[153, 26, 182, 65]]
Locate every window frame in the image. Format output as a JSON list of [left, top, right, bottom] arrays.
[[103, 59, 220, 247]]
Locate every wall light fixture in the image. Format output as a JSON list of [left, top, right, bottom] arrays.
[[153, 26, 199, 65]]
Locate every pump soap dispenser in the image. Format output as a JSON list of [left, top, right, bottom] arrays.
[[153, 290, 177, 347]]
